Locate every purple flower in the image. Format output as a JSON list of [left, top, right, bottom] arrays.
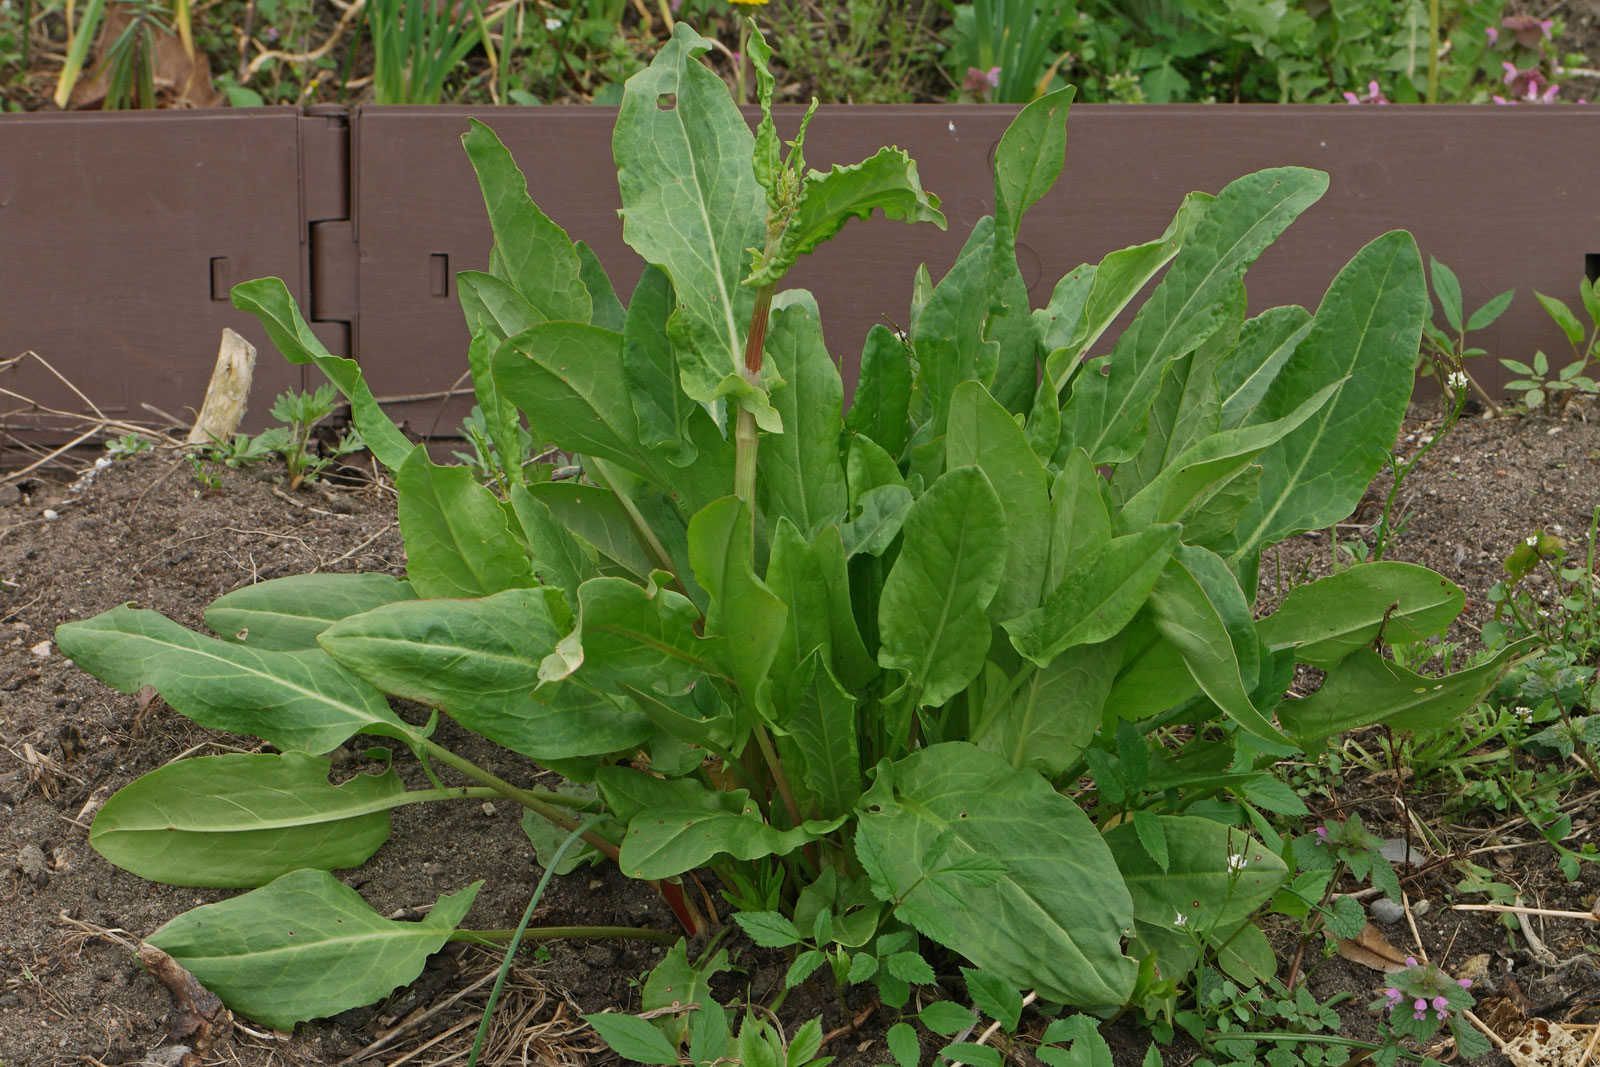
[[1313, 826, 1328, 837], [1458, 978, 1473, 988], [1432, 996, 1448, 1010], [1414, 1010, 1427, 1019], [1485, 26, 1499, 44], [1414, 998, 1427, 1012], [1344, 80, 1389, 105], [963, 66, 1002, 98], [1501, 14, 1554, 48], [1406, 957, 1418, 967]]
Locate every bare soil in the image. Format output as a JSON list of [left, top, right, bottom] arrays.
[[1, 405, 1598, 1067]]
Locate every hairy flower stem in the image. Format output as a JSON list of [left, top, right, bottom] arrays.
[[733, 284, 775, 506]]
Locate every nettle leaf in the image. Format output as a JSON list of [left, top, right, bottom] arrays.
[[762, 299, 849, 539], [878, 466, 1006, 709], [146, 869, 479, 1031], [1060, 168, 1327, 464], [463, 119, 590, 322], [855, 744, 1138, 1008], [56, 606, 413, 754], [746, 147, 945, 288], [614, 23, 764, 415], [205, 573, 416, 651], [735, 911, 804, 948], [1258, 562, 1465, 667], [1225, 230, 1426, 559], [1279, 640, 1530, 748], [90, 752, 401, 887], [231, 278, 415, 473], [584, 1013, 681, 1065], [395, 450, 537, 598], [319, 587, 650, 760]]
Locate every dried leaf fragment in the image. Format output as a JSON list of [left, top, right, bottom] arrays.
[[1335, 921, 1410, 972]]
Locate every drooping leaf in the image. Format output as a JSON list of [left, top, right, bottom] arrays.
[[56, 606, 413, 754], [947, 380, 1051, 622], [145, 870, 479, 1030], [855, 744, 1137, 1007], [745, 147, 945, 288], [1258, 563, 1465, 667], [878, 467, 1006, 708], [1279, 641, 1530, 748], [90, 752, 401, 887], [973, 640, 1121, 777], [762, 300, 849, 539], [395, 449, 537, 598], [1224, 230, 1427, 558], [462, 118, 591, 323], [540, 575, 712, 699], [622, 265, 697, 465], [614, 24, 765, 414], [1059, 169, 1328, 463], [319, 587, 651, 760], [522, 481, 652, 579], [689, 497, 787, 706], [204, 574, 416, 651], [1004, 526, 1179, 668], [230, 278, 415, 473], [847, 325, 913, 459]]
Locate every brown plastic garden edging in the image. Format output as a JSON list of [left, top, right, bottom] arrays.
[[2, 103, 1596, 436]]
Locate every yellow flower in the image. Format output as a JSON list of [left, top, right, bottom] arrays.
[[729, 0, 768, 5]]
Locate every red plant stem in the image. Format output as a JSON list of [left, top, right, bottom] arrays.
[[733, 285, 775, 504]]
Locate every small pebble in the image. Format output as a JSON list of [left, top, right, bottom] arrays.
[[1412, 899, 1432, 918], [480, 802, 496, 817], [422, 861, 446, 878], [1369, 897, 1406, 925], [41, 508, 58, 520], [28, 641, 51, 659]]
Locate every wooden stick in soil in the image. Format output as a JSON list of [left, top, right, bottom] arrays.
[[1450, 903, 1600, 921], [1578, 1020, 1600, 1067], [187, 328, 256, 445]]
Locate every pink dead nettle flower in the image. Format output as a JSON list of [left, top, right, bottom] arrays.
[[1343, 80, 1388, 105], [1501, 13, 1554, 49], [964, 66, 1001, 95], [1495, 62, 1561, 103], [1486, 26, 1499, 44]]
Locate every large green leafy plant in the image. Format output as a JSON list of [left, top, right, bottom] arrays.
[[60, 23, 1517, 1031]]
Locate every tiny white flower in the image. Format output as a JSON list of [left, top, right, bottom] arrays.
[[545, 16, 562, 30], [1173, 911, 1188, 928], [1526, 535, 1540, 547], [1447, 371, 1469, 390], [1516, 705, 1533, 723], [1227, 853, 1247, 873], [1538, 608, 1550, 617]]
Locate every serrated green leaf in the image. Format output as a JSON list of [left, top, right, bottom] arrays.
[[943, 1042, 1002, 1067], [878, 467, 1006, 708], [887, 950, 936, 986], [1327, 893, 1366, 938], [395, 449, 537, 598], [888, 1021, 922, 1066], [56, 606, 412, 755], [962, 967, 1023, 1032], [146, 870, 478, 1031], [786, 949, 828, 988], [1130, 809, 1169, 872], [735, 911, 805, 948], [89, 753, 400, 887], [318, 588, 650, 760], [204, 573, 416, 651], [584, 1012, 682, 1065], [746, 147, 945, 288]]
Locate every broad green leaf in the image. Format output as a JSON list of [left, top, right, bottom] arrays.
[[1060, 169, 1327, 464], [1217, 305, 1312, 429], [947, 381, 1050, 622], [395, 450, 537, 598], [1044, 193, 1213, 394], [615, 782, 844, 880], [622, 266, 697, 465], [787, 652, 862, 816], [847, 434, 906, 506], [204, 573, 416, 651], [762, 301, 849, 538], [1536, 290, 1585, 345], [541, 575, 712, 697], [1259, 562, 1464, 667], [493, 322, 650, 473], [847, 325, 913, 459], [90, 752, 401, 887], [146, 869, 478, 1031], [56, 606, 412, 754], [1047, 451, 1112, 588], [231, 278, 415, 473], [457, 270, 544, 342], [855, 744, 1137, 1007], [766, 519, 835, 717], [878, 467, 1006, 708], [575, 241, 625, 331], [1279, 641, 1529, 747], [812, 525, 878, 690], [986, 244, 1044, 417], [463, 119, 590, 323], [319, 588, 651, 760], [614, 24, 764, 414], [1032, 264, 1096, 363], [912, 223, 1001, 442], [508, 484, 599, 599], [1213, 920, 1275, 985], [840, 484, 914, 559], [1429, 255, 1463, 333], [642, 939, 732, 1037], [993, 86, 1073, 236], [690, 497, 787, 705], [1004, 526, 1179, 668], [746, 147, 945, 288], [1148, 545, 1287, 744], [583, 1013, 681, 1065], [463, 327, 526, 489], [973, 642, 1118, 777], [1103, 616, 1198, 722], [1224, 230, 1426, 557], [523, 481, 652, 578]]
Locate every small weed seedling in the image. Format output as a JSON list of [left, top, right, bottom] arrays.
[[1502, 277, 1600, 412]]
